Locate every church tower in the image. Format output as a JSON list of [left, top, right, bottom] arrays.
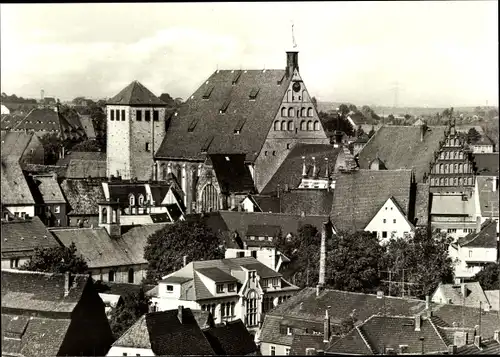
[[106, 81, 167, 181]]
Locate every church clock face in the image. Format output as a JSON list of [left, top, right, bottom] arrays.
[[292, 82, 301, 93]]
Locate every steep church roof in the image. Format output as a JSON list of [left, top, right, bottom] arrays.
[[155, 69, 291, 162], [107, 81, 166, 106]]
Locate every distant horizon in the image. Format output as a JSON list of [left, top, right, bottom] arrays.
[[1, 2, 498, 108]]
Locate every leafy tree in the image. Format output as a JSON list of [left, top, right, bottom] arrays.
[[339, 316, 355, 335], [326, 231, 384, 294], [380, 229, 454, 299], [388, 114, 395, 122], [39, 133, 69, 164], [318, 111, 355, 137], [368, 126, 376, 138], [404, 114, 411, 120], [472, 262, 499, 290], [356, 125, 365, 138], [20, 242, 88, 274], [467, 127, 481, 144], [159, 93, 176, 107], [348, 104, 358, 113], [338, 104, 350, 116], [144, 219, 224, 283], [109, 286, 151, 339], [311, 96, 318, 108], [71, 139, 102, 152]]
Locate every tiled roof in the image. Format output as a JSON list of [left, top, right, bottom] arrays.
[[197, 267, 239, 283], [1, 313, 72, 357], [262, 144, 341, 195], [290, 333, 336, 355], [60, 178, 106, 215], [457, 339, 500, 355], [192, 310, 214, 330], [357, 125, 446, 182], [149, 184, 171, 206], [51, 224, 168, 268], [433, 282, 491, 308], [146, 309, 215, 355], [1, 270, 89, 314], [414, 182, 430, 227], [1, 130, 35, 160], [457, 219, 497, 248], [246, 224, 281, 237], [107, 80, 166, 106], [1, 216, 60, 258], [476, 176, 499, 218], [209, 154, 255, 194], [1, 159, 35, 205], [77, 114, 96, 139], [155, 69, 290, 162], [107, 183, 148, 206], [14, 108, 80, 140], [330, 170, 412, 232], [328, 315, 448, 355], [112, 314, 151, 349], [203, 319, 258, 355], [250, 195, 281, 213], [430, 194, 476, 216], [56, 151, 107, 166], [485, 290, 499, 312], [30, 174, 66, 203], [473, 153, 499, 176], [65, 159, 107, 179], [23, 164, 67, 177], [326, 327, 373, 355], [95, 281, 156, 298], [279, 189, 334, 216], [1, 113, 29, 130], [166, 203, 184, 222]]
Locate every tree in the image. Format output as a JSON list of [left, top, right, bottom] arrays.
[[472, 262, 499, 290], [326, 231, 384, 294], [144, 218, 224, 283], [380, 229, 454, 299], [20, 242, 88, 274], [109, 286, 151, 339], [159, 93, 176, 107], [348, 104, 358, 113], [388, 114, 395, 122], [311, 96, 318, 109], [39, 133, 67, 164], [368, 126, 376, 138], [356, 125, 365, 138], [467, 127, 481, 144], [338, 104, 350, 116], [72, 139, 102, 152]]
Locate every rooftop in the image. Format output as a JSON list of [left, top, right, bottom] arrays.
[[432, 282, 492, 309], [456, 219, 498, 248], [203, 319, 258, 355], [107, 80, 166, 106], [59, 178, 106, 215], [473, 153, 499, 176], [1, 159, 35, 205], [476, 176, 499, 218]]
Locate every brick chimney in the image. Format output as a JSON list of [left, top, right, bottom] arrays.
[[474, 335, 482, 348], [64, 271, 71, 297], [312, 157, 318, 177], [323, 310, 330, 343], [493, 176, 497, 192], [426, 295, 430, 310], [324, 158, 329, 178], [414, 314, 421, 332], [318, 221, 328, 288], [302, 156, 307, 177], [183, 255, 188, 267], [286, 51, 299, 78], [461, 283, 467, 298], [178, 305, 184, 324], [494, 330, 499, 343]]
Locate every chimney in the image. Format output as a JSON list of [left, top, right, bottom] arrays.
[[316, 285, 321, 297], [230, 193, 236, 210], [447, 345, 457, 355], [494, 330, 499, 343], [324, 158, 329, 178], [183, 255, 188, 267], [493, 177, 497, 192], [323, 310, 330, 343], [426, 295, 430, 310], [312, 157, 318, 178], [305, 348, 316, 355], [302, 156, 307, 177], [64, 271, 71, 297], [420, 124, 426, 142], [286, 51, 299, 78], [414, 314, 421, 332], [461, 283, 467, 298], [476, 216, 482, 233], [474, 335, 482, 348], [178, 305, 183, 324]]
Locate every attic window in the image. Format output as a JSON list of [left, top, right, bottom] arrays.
[[201, 136, 214, 153], [234, 118, 246, 134], [220, 99, 231, 114], [188, 118, 198, 132], [202, 86, 214, 99], [232, 70, 242, 85], [249, 88, 260, 100]]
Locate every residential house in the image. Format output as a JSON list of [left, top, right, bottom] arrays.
[[154, 50, 330, 213], [357, 123, 446, 183], [147, 257, 299, 335], [60, 178, 106, 227], [1, 215, 60, 269], [107, 307, 258, 356], [241, 195, 281, 213], [352, 133, 370, 156], [448, 219, 499, 281], [471, 136, 495, 153], [330, 169, 421, 241], [26, 173, 67, 226], [50, 223, 168, 284], [474, 176, 499, 231], [1, 269, 114, 357], [1, 159, 36, 218], [431, 282, 493, 310], [430, 193, 478, 240], [1, 130, 45, 167]]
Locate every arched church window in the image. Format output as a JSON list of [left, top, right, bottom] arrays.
[[307, 120, 313, 131], [274, 121, 280, 131], [281, 107, 287, 117], [454, 163, 458, 173], [313, 121, 320, 131], [287, 121, 293, 131], [246, 290, 258, 327], [458, 177, 463, 186], [201, 184, 219, 212], [281, 121, 287, 131], [458, 163, 462, 173], [439, 164, 444, 174], [300, 120, 306, 131], [308, 107, 313, 117], [301, 107, 306, 117], [288, 108, 294, 117]]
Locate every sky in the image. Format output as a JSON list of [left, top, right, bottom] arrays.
[[1, 1, 498, 107]]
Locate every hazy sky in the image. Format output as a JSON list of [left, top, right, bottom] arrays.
[[1, 2, 498, 107]]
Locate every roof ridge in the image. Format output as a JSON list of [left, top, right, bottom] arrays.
[[428, 315, 452, 347], [355, 325, 375, 354], [0, 268, 87, 278]]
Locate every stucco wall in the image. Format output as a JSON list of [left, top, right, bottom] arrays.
[[6, 205, 35, 218], [107, 346, 154, 356], [260, 342, 290, 356], [91, 264, 147, 284], [1, 257, 30, 269], [107, 105, 131, 179]]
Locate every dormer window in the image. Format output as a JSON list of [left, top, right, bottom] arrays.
[[138, 194, 144, 206], [166, 285, 173, 292], [228, 283, 236, 292], [249, 87, 260, 100], [216, 284, 224, 293], [129, 194, 135, 206]]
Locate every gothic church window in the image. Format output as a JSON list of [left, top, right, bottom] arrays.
[[313, 121, 320, 131], [281, 121, 287, 131], [201, 184, 219, 212], [288, 108, 294, 117], [274, 121, 280, 131], [308, 107, 313, 117], [281, 107, 287, 117], [287, 121, 293, 131], [300, 120, 306, 131]]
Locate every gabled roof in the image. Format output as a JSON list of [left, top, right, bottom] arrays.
[[29, 174, 66, 203], [327, 315, 448, 355], [279, 189, 333, 216], [430, 194, 476, 216], [209, 154, 255, 194], [262, 144, 341, 195], [60, 178, 106, 215], [456, 339, 500, 355], [432, 282, 491, 308], [326, 326, 373, 355], [14, 108, 79, 140], [1, 130, 35, 160], [476, 176, 499, 218], [330, 170, 412, 232], [290, 333, 339, 355], [473, 153, 499, 176], [357, 125, 446, 182], [1, 216, 60, 258], [202, 319, 258, 355], [246, 224, 281, 237], [107, 80, 166, 106], [1, 159, 35, 205], [457, 219, 498, 248], [197, 267, 239, 283], [155, 69, 290, 162], [65, 159, 107, 179], [247, 195, 281, 213], [77, 114, 96, 139], [414, 182, 430, 227], [56, 151, 106, 166], [1, 270, 89, 314], [51, 224, 168, 268], [112, 314, 151, 349]]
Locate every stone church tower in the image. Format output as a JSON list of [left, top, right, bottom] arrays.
[[106, 81, 167, 181]]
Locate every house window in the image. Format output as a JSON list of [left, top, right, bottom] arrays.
[[166, 285, 174, 292], [145, 142, 150, 152], [281, 107, 287, 117], [121, 110, 125, 121], [251, 251, 257, 258], [145, 110, 151, 121], [447, 229, 457, 233], [228, 283, 236, 292], [122, 353, 127, 356], [393, 219, 396, 223], [285, 348, 291, 355], [138, 194, 144, 206], [270, 346, 276, 356], [237, 252, 245, 258], [246, 290, 258, 327], [230, 302, 235, 316], [54, 205, 60, 214], [383, 219, 386, 223], [216, 284, 224, 293], [287, 143, 291, 149], [264, 151, 268, 156], [108, 270, 115, 282], [153, 110, 159, 121], [10, 258, 19, 269], [56, 219, 61, 226], [287, 327, 293, 335], [274, 121, 280, 131], [469, 250, 472, 258], [21, 212, 26, 219], [136, 110, 142, 121], [313, 121, 320, 131], [128, 268, 134, 283], [129, 194, 135, 206], [382, 231, 388, 238], [116, 110, 120, 121], [110, 110, 115, 121]]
